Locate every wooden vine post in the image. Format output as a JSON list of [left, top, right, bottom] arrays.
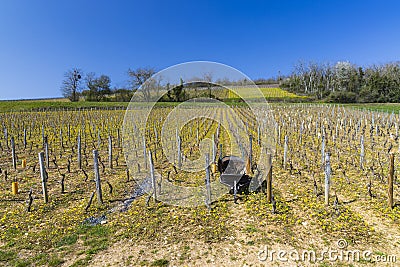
[[177, 135, 182, 169], [266, 153, 273, 203], [60, 128, 63, 148], [108, 135, 113, 169], [300, 121, 303, 143], [26, 189, 34, 212], [4, 127, 8, 148], [126, 168, 130, 182], [42, 125, 45, 145], [283, 135, 288, 169], [117, 128, 121, 148], [149, 151, 157, 203], [38, 152, 49, 203], [93, 150, 103, 204], [196, 126, 199, 145], [142, 136, 147, 170], [212, 135, 216, 162], [324, 152, 331, 206], [233, 180, 238, 204], [97, 130, 101, 148], [44, 136, 49, 168], [388, 153, 394, 209], [77, 134, 82, 169], [11, 136, 16, 170], [249, 134, 253, 166], [205, 153, 211, 210], [360, 135, 365, 170], [321, 135, 325, 168], [23, 128, 27, 149]]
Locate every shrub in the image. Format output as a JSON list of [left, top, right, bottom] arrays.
[[326, 91, 357, 103]]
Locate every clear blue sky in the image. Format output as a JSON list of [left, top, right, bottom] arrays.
[[1, 0, 399, 100]]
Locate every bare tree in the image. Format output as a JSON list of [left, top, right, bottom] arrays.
[[294, 61, 309, 93], [61, 68, 83, 102], [203, 72, 213, 98], [335, 61, 356, 91], [127, 67, 156, 101]]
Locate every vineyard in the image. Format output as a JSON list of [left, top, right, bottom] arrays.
[[0, 104, 399, 266], [229, 87, 307, 100]]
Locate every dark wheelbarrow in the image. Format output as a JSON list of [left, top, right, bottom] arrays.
[[217, 156, 255, 202]]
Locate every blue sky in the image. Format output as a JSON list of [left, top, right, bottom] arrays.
[[0, 0, 399, 100]]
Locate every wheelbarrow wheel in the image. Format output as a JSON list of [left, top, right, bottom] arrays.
[[228, 175, 252, 195]]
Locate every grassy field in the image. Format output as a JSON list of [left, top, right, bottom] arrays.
[[346, 103, 400, 113]]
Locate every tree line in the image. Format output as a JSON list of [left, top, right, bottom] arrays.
[[62, 61, 400, 103], [280, 61, 400, 103], [61, 67, 212, 102], [61, 67, 269, 102], [61, 67, 157, 102]]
